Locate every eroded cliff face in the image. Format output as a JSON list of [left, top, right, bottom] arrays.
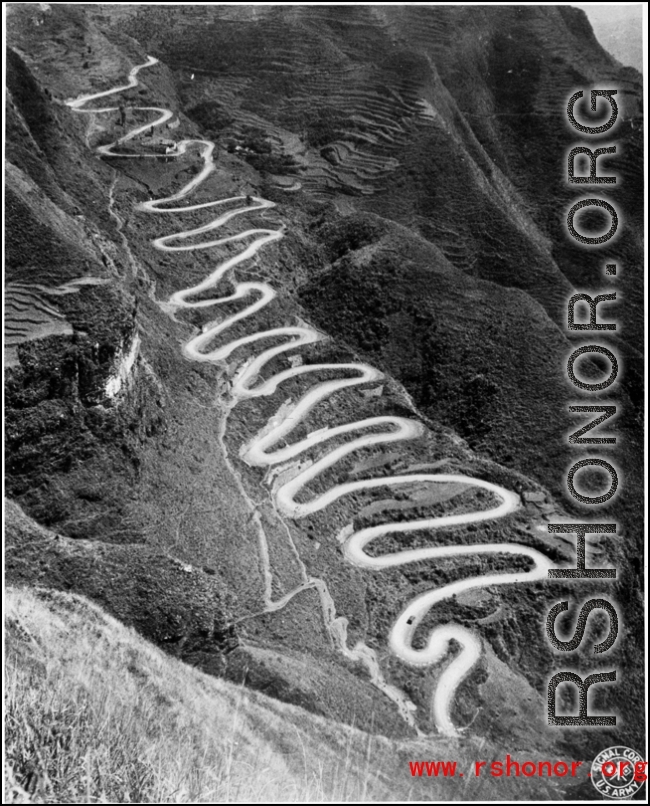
[[5, 2, 643, 769]]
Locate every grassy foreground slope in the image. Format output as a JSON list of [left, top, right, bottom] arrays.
[[5, 586, 568, 804]]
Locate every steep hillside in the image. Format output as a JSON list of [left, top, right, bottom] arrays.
[[5, 4, 644, 798], [6, 585, 565, 802]]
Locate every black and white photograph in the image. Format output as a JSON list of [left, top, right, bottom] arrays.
[[4, 2, 646, 802]]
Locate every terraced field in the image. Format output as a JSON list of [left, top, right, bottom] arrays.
[[92, 5, 445, 201], [4, 283, 72, 366]]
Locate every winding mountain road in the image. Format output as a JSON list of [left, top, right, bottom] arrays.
[[67, 58, 556, 737]]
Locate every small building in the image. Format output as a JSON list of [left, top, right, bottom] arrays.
[[135, 138, 178, 161]]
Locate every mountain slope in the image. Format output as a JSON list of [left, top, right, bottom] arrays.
[[5, 584, 579, 802], [5, 3, 644, 792]]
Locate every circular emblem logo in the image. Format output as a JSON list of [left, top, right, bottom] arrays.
[[591, 746, 646, 799]]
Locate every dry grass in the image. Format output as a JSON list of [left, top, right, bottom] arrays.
[[4, 586, 409, 803], [4, 586, 571, 803]]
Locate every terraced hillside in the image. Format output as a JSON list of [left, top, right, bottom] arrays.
[[5, 4, 645, 801]]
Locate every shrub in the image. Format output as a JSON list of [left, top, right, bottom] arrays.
[[186, 101, 233, 137]]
